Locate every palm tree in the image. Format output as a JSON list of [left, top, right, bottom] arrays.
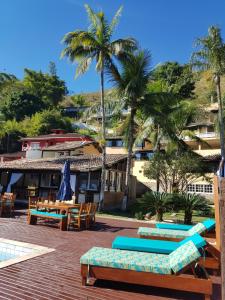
[[61, 5, 136, 208], [191, 26, 225, 158], [136, 191, 171, 221], [109, 50, 151, 208], [174, 193, 210, 224]]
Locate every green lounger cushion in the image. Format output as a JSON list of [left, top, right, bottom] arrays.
[[188, 223, 206, 235], [112, 234, 206, 254], [156, 223, 192, 231], [169, 241, 201, 273], [202, 219, 215, 231], [138, 227, 190, 238], [80, 246, 171, 274], [138, 222, 206, 238], [30, 209, 67, 219], [80, 241, 200, 275]]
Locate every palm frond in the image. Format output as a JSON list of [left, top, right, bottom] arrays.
[[84, 4, 98, 34], [75, 57, 93, 78], [109, 6, 123, 36]]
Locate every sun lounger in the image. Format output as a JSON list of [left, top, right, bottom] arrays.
[[112, 234, 220, 271], [138, 221, 212, 240], [80, 241, 212, 300], [155, 219, 215, 234]]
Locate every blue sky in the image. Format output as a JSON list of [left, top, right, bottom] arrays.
[[0, 0, 225, 94]]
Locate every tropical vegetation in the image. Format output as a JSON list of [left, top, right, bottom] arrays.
[[61, 4, 136, 207], [0, 4, 225, 215]]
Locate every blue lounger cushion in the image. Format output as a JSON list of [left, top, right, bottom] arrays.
[[30, 209, 67, 219], [202, 219, 215, 231], [138, 222, 206, 239], [156, 219, 215, 232], [112, 234, 206, 254], [156, 223, 192, 231], [112, 236, 178, 254]]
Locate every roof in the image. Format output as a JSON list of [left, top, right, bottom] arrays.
[[42, 140, 98, 151], [0, 154, 127, 172], [21, 133, 93, 142], [202, 154, 221, 162], [0, 152, 25, 158], [186, 121, 214, 128], [205, 103, 219, 112]]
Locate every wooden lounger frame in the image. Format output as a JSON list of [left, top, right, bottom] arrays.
[[139, 234, 220, 272], [81, 263, 212, 300]]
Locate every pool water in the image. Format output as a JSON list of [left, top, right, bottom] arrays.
[[0, 241, 33, 262], [0, 238, 54, 268]]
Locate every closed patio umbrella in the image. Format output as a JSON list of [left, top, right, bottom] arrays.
[[57, 160, 73, 201]]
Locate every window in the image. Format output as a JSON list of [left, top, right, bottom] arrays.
[[79, 173, 88, 191], [30, 142, 40, 150], [204, 184, 213, 193], [40, 174, 60, 187], [135, 151, 154, 160], [106, 140, 124, 147], [187, 184, 213, 194]]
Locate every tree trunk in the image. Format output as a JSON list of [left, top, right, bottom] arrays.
[[215, 74, 225, 300], [184, 211, 192, 225], [156, 209, 163, 222], [99, 67, 106, 211], [123, 105, 136, 210], [156, 138, 160, 192], [215, 75, 225, 157]]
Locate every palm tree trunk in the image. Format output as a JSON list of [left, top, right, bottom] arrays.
[[215, 74, 225, 300], [123, 105, 136, 210], [99, 67, 106, 211], [215, 75, 225, 158], [184, 211, 192, 225]]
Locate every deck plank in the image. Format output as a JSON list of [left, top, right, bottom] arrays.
[[0, 211, 221, 300]]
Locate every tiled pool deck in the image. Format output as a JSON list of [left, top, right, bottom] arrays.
[[0, 210, 221, 300]]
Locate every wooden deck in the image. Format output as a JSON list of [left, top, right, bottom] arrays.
[[0, 210, 221, 300]]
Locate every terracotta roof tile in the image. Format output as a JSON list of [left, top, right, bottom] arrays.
[[21, 133, 93, 141], [42, 141, 95, 151], [0, 154, 127, 172]]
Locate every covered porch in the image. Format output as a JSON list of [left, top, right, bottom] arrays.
[[0, 154, 132, 209]]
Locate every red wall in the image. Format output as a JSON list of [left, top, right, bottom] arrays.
[[22, 136, 93, 151]]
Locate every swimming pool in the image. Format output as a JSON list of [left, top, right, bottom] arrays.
[[0, 238, 54, 268]]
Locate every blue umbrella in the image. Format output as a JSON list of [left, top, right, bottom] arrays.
[[57, 160, 73, 201]]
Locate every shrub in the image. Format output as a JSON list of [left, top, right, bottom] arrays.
[[174, 193, 210, 224], [135, 191, 172, 221]]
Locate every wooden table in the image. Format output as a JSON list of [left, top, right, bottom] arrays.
[[36, 202, 80, 215]]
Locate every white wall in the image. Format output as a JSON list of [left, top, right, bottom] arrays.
[[26, 150, 42, 160]]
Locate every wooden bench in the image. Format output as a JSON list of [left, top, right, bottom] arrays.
[[28, 209, 68, 231]]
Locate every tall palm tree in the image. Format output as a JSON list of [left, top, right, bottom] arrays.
[[192, 26, 225, 300], [109, 50, 151, 208], [61, 5, 136, 208], [191, 26, 225, 157]]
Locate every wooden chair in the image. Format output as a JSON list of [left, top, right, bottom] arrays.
[[87, 203, 98, 227], [68, 203, 88, 230], [29, 196, 39, 209], [1, 193, 16, 216]]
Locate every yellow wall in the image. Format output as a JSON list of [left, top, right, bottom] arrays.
[[106, 147, 127, 154], [42, 144, 100, 158], [132, 161, 149, 182]]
